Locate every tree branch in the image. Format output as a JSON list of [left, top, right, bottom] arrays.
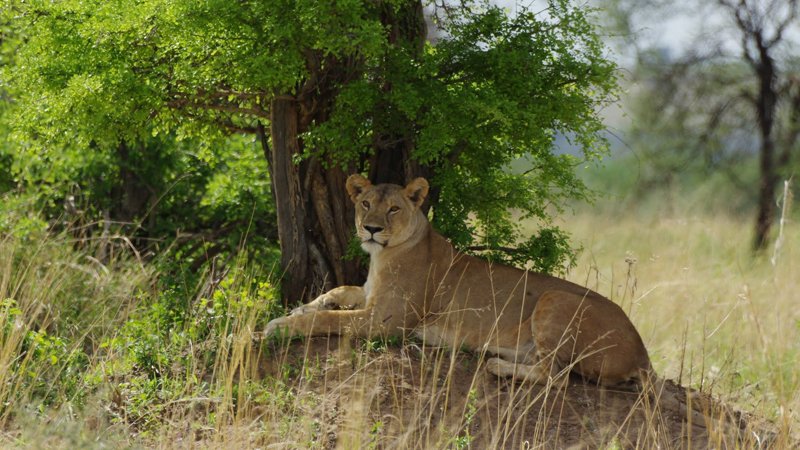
[[167, 94, 269, 119]]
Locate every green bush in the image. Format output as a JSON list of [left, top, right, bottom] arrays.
[[1, 128, 277, 272]]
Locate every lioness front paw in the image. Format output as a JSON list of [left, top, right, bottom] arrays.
[[485, 357, 516, 378], [290, 295, 342, 316], [264, 316, 292, 337], [289, 304, 313, 316], [290, 304, 325, 317]]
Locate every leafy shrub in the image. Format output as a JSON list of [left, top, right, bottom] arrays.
[[100, 262, 282, 431], [2, 126, 277, 272]]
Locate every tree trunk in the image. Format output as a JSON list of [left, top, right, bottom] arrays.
[[367, 1, 437, 211], [369, 138, 439, 215], [753, 45, 778, 251], [115, 140, 151, 224], [268, 97, 309, 303], [754, 137, 776, 250]]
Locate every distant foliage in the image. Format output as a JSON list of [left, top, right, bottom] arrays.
[[602, 0, 800, 247]]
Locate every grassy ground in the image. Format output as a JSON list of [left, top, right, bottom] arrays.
[[0, 205, 797, 447]]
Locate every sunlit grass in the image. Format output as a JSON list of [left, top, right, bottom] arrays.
[[0, 227, 151, 446]]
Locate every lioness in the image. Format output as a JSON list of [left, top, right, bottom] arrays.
[[265, 174, 652, 386]]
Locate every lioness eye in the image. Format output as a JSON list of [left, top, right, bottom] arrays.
[[388, 206, 400, 214], [361, 200, 370, 209]]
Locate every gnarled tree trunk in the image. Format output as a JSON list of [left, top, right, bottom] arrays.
[[264, 98, 363, 305]]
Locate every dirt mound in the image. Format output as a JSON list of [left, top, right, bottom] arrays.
[[259, 337, 779, 449]]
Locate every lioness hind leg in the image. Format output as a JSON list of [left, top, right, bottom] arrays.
[[531, 290, 651, 385], [485, 357, 559, 385]]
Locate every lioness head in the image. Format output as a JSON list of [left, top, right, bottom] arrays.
[[346, 174, 429, 254]]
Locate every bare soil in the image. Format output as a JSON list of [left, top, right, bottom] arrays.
[[259, 337, 779, 449]]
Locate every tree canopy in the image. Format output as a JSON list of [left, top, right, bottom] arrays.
[[2, 0, 617, 301]]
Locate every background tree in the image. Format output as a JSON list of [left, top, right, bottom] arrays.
[[718, 0, 800, 249], [4, 0, 617, 303], [605, 0, 800, 249]]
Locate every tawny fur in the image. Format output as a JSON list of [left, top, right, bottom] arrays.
[[266, 175, 652, 386]]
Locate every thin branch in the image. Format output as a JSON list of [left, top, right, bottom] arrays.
[[778, 78, 800, 169], [766, 0, 798, 47], [167, 95, 269, 119], [466, 245, 520, 254]]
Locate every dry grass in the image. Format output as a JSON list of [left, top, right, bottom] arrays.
[[558, 212, 800, 435], [242, 211, 798, 448], [1, 210, 797, 448], [0, 229, 151, 448]]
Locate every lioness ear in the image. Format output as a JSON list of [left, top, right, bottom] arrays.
[[404, 177, 429, 208], [346, 174, 372, 203]]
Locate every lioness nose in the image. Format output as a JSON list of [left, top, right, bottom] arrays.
[[364, 225, 384, 235]]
